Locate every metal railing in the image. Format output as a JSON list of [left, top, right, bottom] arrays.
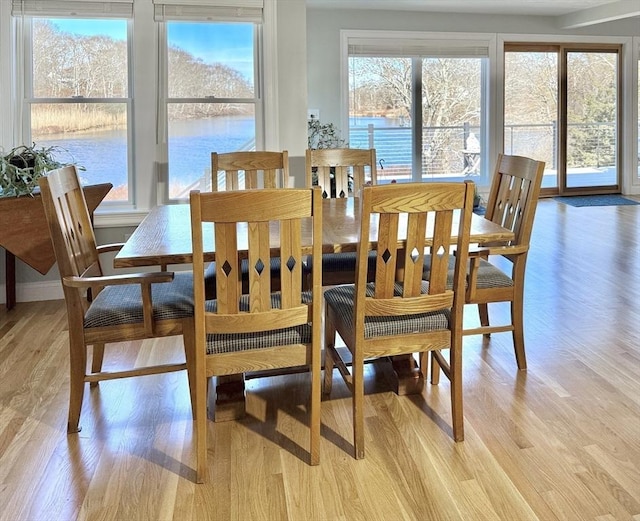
[[349, 121, 616, 181]]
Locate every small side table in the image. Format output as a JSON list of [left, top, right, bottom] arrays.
[[0, 183, 112, 310]]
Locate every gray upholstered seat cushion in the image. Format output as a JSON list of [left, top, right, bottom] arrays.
[[84, 271, 194, 328], [423, 255, 513, 289], [304, 251, 377, 273], [204, 291, 313, 354], [324, 281, 450, 339]]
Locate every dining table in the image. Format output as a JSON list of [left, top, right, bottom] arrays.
[[114, 196, 515, 421]]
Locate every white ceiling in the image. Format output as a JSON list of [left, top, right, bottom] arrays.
[[306, 0, 640, 28]]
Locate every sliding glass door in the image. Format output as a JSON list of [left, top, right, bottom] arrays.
[[505, 44, 621, 195]]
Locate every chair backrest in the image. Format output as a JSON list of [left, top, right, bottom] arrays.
[[306, 148, 377, 198], [190, 187, 323, 335], [484, 154, 546, 248], [211, 151, 289, 191], [39, 165, 103, 310], [354, 181, 475, 340]]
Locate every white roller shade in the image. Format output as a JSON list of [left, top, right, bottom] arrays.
[[11, 0, 134, 18], [348, 36, 490, 58], [153, 0, 262, 22]]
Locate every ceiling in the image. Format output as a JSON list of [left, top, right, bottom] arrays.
[[306, 0, 640, 28]]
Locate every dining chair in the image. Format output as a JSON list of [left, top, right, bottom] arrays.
[[323, 181, 475, 459], [211, 150, 289, 191], [206, 150, 290, 298], [189, 187, 323, 483], [305, 147, 377, 287], [423, 154, 545, 370], [38, 166, 194, 434], [460, 154, 545, 370]]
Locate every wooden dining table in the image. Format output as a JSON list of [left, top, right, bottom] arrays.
[[114, 197, 514, 268], [114, 196, 515, 421]]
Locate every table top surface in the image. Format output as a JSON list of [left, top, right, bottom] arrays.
[[114, 197, 514, 268]]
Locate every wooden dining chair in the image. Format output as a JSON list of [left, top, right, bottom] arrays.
[[323, 181, 475, 459], [460, 154, 545, 370], [423, 154, 545, 370], [305, 148, 377, 286], [211, 150, 289, 191], [38, 166, 194, 434], [206, 150, 290, 298], [189, 187, 323, 483]]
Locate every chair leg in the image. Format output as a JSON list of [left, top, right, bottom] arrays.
[[511, 299, 527, 370], [195, 367, 208, 483], [323, 309, 336, 396], [89, 343, 105, 388], [67, 335, 87, 433], [183, 318, 197, 420], [450, 342, 464, 442], [309, 344, 321, 466], [430, 351, 441, 385], [352, 354, 365, 460], [478, 303, 490, 337]]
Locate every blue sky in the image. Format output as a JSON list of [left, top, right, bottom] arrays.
[[51, 19, 254, 80]]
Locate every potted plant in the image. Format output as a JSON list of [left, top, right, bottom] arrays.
[[307, 116, 349, 197], [0, 143, 77, 198]]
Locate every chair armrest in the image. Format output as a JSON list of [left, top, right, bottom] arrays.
[[482, 244, 529, 257], [466, 248, 490, 301], [96, 243, 125, 254], [64, 271, 176, 336], [63, 271, 174, 289]]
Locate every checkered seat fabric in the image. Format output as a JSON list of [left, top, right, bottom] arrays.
[[324, 281, 451, 338], [423, 256, 514, 289], [203, 291, 313, 354], [84, 271, 194, 328]]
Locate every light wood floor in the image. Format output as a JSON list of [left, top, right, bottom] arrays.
[[1, 198, 639, 521]]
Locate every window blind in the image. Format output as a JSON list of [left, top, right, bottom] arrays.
[[348, 37, 490, 58], [11, 0, 134, 18], [153, 0, 262, 22]]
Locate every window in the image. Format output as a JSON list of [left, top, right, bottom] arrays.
[[162, 21, 260, 200], [346, 31, 490, 186], [14, 3, 132, 203]]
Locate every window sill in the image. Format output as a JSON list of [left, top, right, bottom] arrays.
[[94, 210, 148, 228]]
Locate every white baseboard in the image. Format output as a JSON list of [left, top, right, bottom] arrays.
[[0, 280, 64, 305]]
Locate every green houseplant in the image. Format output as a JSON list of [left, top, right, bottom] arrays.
[[307, 116, 349, 197], [0, 143, 75, 197]]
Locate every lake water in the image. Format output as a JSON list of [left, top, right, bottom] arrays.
[[35, 115, 455, 197], [37, 116, 257, 198]]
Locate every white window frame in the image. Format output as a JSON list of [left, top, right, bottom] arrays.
[[341, 30, 496, 184], [156, 19, 264, 204]]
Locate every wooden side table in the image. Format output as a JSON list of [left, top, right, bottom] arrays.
[[0, 184, 112, 310]]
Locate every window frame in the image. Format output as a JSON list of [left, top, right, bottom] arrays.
[[20, 16, 135, 207], [341, 30, 495, 187], [157, 19, 264, 204]]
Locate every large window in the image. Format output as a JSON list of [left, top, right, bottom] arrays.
[[346, 32, 490, 186], [163, 21, 260, 200], [25, 17, 130, 202]]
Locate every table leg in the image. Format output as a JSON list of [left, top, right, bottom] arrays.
[[389, 354, 425, 395], [212, 374, 246, 422], [5, 250, 15, 311]]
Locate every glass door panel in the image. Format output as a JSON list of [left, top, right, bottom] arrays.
[[504, 51, 558, 190], [566, 51, 618, 189]]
